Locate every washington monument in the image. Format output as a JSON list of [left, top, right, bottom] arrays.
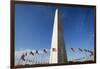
[[49, 9, 68, 64]]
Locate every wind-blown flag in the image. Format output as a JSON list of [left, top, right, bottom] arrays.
[[78, 48, 83, 52], [71, 48, 75, 52], [20, 54, 25, 61], [36, 50, 39, 55], [88, 50, 94, 57], [52, 48, 56, 52], [30, 51, 34, 56], [84, 49, 88, 52], [90, 51, 94, 57], [87, 50, 91, 53], [43, 49, 47, 53]]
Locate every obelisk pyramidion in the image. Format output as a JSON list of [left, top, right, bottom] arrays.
[[49, 9, 68, 64]]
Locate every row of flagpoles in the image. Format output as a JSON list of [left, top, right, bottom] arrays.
[[70, 48, 94, 57], [15, 48, 94, 65], [20, 49, 48, 61], [15, 49, 49, 65]]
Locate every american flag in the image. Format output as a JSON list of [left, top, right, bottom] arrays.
[[36, 50, 39, 55], [84, 49, 88, 52], [88, 50, 94, 57], [78, 48, 83, 52], [43, 49, 47, 53], [52, 48, 56, 52], [90, 51, 93, 57], [30, 51, 34, 56], [20, 54, 25, 61], [71, 48, 75, 52]]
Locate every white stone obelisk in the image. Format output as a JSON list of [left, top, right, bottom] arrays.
[[49, 9, 67, 64]]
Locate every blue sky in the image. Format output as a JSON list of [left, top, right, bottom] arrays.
[[15, 4, 94, 61]]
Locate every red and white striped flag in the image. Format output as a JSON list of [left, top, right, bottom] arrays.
[[52, 48, 56, 52]]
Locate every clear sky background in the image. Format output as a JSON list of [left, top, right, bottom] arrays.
[[15, 3, 94, 61]]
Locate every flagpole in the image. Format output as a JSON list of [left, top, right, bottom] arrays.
[[25, 52, 30, 65], [17, 56, 21, 65], [32, 53, 35, 64], [31, 52, 35, 65], [18, 53, 24, 65], [84, 49, 88, 61]]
